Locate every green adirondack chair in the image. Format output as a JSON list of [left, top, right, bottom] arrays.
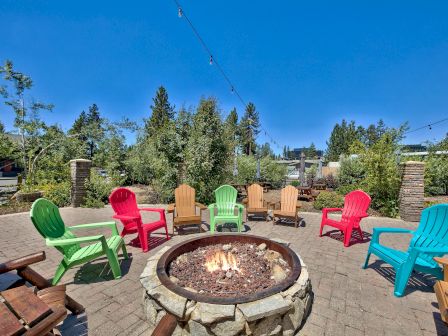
[[363, 204, 448, 297], [30, 198, 128, 285], [208, 185, 244, 233]]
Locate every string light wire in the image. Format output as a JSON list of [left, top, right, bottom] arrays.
[[172, 0, 283, 150]]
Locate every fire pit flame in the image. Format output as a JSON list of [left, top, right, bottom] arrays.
[[204, 250, 240, 273]]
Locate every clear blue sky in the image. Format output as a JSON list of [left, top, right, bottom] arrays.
[[1, 0, 447, 152]]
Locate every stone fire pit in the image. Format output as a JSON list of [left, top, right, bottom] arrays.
[[140, 235, 313, 335]]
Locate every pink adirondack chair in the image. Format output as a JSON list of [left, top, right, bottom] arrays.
[[109, 188, 169, 252], [319, 190, 371, 247]]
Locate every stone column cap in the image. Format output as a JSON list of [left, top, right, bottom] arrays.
[[400, 161, 425, 165], [70, 159, 92, 163]]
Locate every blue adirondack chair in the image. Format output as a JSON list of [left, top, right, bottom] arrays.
[[363, 204, 448, 297], [208, 185, 244, 233]]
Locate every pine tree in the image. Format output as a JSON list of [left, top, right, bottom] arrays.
[[325, 120, 359, 161], [185, 97, 228, 202], [224, 108, 239, 154], [145, 86, 174, 136], [240, 102, 260, 155]]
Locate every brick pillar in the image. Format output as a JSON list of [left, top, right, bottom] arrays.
[[399, 161, 425, 222], [70, 159, 92, 207]]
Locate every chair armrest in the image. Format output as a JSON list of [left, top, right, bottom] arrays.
[[371, 227, 414, 244], [372, 227, 414, 234], [46, 235, 105, 247], [322, 208, 343, 213], [113, 214, 140, 221], [208, 203, 217, 209], [434, 257, 448, 266], [139, 208, 165, 213], [195, 202, 207, 210], [68, 221, 119, 235], [0, 252, 46, 274], [242, 198, 248, 205], [296, 202, 301, 209], [167, 203, 175, 213]]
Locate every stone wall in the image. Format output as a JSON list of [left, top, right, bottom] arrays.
[[70, 159, 92, 207], [141, 243, 313, 336], [399, 161, 425, 222]]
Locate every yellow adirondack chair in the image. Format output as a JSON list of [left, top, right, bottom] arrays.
[[167, 184, 206, 234], [243, 183, 269, 221], [271, 185, 301, 228]]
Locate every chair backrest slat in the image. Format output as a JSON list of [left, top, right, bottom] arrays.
[[109, 188, 142, 226], [247, 184, 264, 209], [215, 185, 238, 215], [410, 204, 448, 265], [341, 190, 371, 218], [281, 186, 298, 213], [30, 198, 80, 259], [175, 184, 196, 217]]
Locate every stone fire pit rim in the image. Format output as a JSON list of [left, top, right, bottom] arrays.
[[156, 233, 302, 305]]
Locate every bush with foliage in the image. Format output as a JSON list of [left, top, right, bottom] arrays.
[[358, 134, 401, 217], [290, 180, 300, 187], [338, 156, 365, 186], [424, 136, 448, 196], [314, 191, 344, 210], [336, 184, 362, 196], [83, 170, 115, 208], [39, 182, 71, 207], [233, 155, 286, 188]]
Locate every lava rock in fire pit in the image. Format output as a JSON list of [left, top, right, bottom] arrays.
[[257, 243, 267, 251], [222, 244, 232, 251], [168, 242, 292, 298]]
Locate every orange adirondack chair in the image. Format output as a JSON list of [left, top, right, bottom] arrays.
[[243, 183, 269, 221], [167, 184, 207, 234], [271, 185, 301, 228]]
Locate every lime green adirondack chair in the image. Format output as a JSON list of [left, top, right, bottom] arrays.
[[30, 198, 128, 285], [208, 185, 244, 233]]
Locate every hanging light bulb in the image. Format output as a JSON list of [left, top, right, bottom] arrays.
[[178, 7, 183, 18], [231, 86, 234, 93], [209, 55, 213, 65], [429, 125, 432, 130]]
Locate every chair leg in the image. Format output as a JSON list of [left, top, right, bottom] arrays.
[[139, 228, 149, 253], [52, 262, 68, 286], [362, 251, 371, 269], [394, 263, 414, 297], [357, 227, 364, 241], [319, 223, 324, 237], [164, 224, 170, 240], [344, 227, 353, 247], [121, 242, 129, 259], [210, 219, 215, 234], [106, 250, 122, 279]]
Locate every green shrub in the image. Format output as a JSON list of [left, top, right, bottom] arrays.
[[336, 184, 361, 196], [83, 170, 114, 208], [40, 182, 71, 207], [290, 180, 300, 187], [338, 156, 365, 186], [233, 155, 286, 188], [314, 191, 344, 210]]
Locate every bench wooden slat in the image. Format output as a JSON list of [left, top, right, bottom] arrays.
[[0, 301, 24, 336], [1, 286, 51, 325]]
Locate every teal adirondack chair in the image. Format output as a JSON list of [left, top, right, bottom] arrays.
[[208, 185, 244, 233], [30, 198, 128, 285], [363, 204, 448, 297]]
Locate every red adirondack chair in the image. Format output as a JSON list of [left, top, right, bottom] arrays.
[[319, 190, 371, 247], [109, 188, 169, 252]]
